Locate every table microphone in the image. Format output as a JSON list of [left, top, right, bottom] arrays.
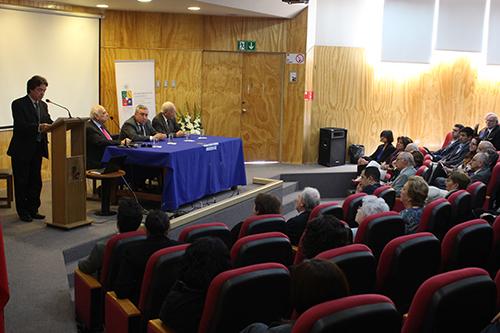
[[45, 99, 72, 118], [109, 115, 120, 129]]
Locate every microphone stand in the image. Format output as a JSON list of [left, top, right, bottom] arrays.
[[46, 99, 72, 118]]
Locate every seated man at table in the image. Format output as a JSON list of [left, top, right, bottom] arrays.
[[86, 105, 131, 169], [152, 101, 184, 137], [119, 104, 166, 142]]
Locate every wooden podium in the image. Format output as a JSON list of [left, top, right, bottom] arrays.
[[47, 117, 92, 229]]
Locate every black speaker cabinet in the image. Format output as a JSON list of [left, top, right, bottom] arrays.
[[318, 127, 347, 167]]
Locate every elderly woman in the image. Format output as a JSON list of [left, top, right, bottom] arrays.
[[352, 195, 390, 237], [400, 176, 429, 234], [426, 171, 471, 204], [285, 187, 321, 246]]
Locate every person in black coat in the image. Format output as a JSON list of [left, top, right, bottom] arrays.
[[159, 237, 231, 333], [357, 130, 396, 174], [114, 209, 179, 304], [285, 187, 321, 246], [478, 113, 500, 150], [7, 75, 53, 222], [152, 101, 184, 137], [86, 105, 130, 170], [119, 104, 166, 142]]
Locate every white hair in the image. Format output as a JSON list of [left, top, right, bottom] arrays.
[[398, 152, 415, 166], [405, 143, 419, 153], [358, 195, 389, 217], [301, 187, 321, 211], [89, 105, 105, 119]]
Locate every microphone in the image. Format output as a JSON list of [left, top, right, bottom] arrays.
[[109, 115, 120, 129], [45, 99, 72, 118]]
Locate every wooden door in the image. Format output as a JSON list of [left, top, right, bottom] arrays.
[[201, 51, 242, 138], [201, 51, 283, 161], [241, 53, 283, 161]]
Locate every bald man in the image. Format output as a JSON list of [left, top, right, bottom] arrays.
[[152, 101, 184, 137], [86, 105, 130, 169], [479, 113, 500, 150]]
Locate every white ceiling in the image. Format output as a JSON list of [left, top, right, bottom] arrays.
[[53, 0, 308, 18]]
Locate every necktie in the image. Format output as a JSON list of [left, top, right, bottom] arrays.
[[139, 124, 145, 136], [34, 102, 41, 142], [100, 126, 112, 140]]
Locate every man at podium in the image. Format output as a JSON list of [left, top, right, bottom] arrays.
[[7, 75, 53, 222], [86, 105, 130, 169]]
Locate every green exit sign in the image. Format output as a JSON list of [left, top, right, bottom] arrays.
[[237, 40, 256, 52]]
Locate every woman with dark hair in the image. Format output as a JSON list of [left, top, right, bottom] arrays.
[[240, 259, 350, 333], [159, 237, 231, 333], [382, 136, 413, 173], [357, 130, 396, 174]]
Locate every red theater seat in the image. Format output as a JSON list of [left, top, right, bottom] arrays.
[[376, 233, 440, 313], [354, 211, 405, 260], [198, 263, 290, 333], [402, 268, 496, 333], [466, 181, 487, 210], [231, 232, 293, 267], [416, 198, 452, 240], [373, 185, 396, 210], [441, 219, 493, 272], [446, 190, 472, 226], [308, 201, 342, 221], [484, 162, 500, 209], [342, 193, 367, 227], [178, 222, 232, 248], [315, 244, 376, 294], [74, 230, 146, 332], [238, 214, 286, 239], [291, 294, 401, 333]]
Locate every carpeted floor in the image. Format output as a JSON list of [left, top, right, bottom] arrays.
[[0, 162, 356, 333]]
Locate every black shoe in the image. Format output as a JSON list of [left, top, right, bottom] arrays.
[[31, 213, 46, 220], [20, 214, 33, 222]]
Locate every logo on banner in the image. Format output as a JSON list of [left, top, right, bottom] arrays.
[[121, 90, 133, 106]]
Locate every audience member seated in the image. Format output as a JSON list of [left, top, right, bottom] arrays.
[[352, 195, 390, 237], [357, 130, 396, 174], [381, 136, 413, 174], [239, 259, 349, 333], [301, 216, 352, 259], [231, 193, 282, 241], [426, 171, 470, 204], [469, 152, 492, 184], [119, 104, 166, 142], [400, 176, 428, 234], [388, 152, 416, 196], [410, 150, 424, 168], [285, 187, 320, 246], [114, 210, 179, 304], [152, 101, 184, 138], [478, 140, 499, 169], [85, 105, 131, 170], [438, 126, 474, 168], [478, 112, 500, 150], [456, 137, 480, 172], [428, 124, 464, 161], [404, 143, 419, 153], [78, 197, 143, 276], [159, 237, 231, 333], [355, 167, 381, 195]]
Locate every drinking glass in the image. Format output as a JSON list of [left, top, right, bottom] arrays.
[[185, 131, 191, 141], [168, 133, 174, 142]]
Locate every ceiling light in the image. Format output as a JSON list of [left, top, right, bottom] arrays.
[[137, 0, 152, 3], [188, 6, 201, 11], [96, 4, 109, 8]]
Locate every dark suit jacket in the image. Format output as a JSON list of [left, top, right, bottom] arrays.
[[86, 120, 121, 169], [470, 167, 492, 185], [7, 95, 53, 160], [285, 211, 310, 246], [480, 125, 500, 150], [119, 116, 157, 142], [368, 144, 396, 164], [152, 113, 181, 135], [114, 235, 179, 304]]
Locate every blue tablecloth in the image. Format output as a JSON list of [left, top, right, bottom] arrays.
[[102, 136, 247, 210]]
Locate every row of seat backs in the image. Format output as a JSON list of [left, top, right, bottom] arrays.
[[148, 267, 497, 333]]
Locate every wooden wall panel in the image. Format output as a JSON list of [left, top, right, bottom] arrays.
[[304, 45, 500, 163], [282, 9, 307, 163], [243, 18, 287, 53], [100, 48, 202, 134], [101, 11, 203, 50], [201, 52, 242, 138], [203, 16, 243, 51]]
